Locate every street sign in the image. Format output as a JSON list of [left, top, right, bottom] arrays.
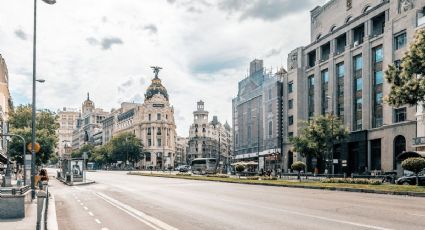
[[27, 142, 41, 153]]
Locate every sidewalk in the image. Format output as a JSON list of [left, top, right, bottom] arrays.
[[0, 199, 37, 230]]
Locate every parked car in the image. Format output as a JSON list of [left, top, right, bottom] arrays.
[[395, 175, 425, 186], [175, 165, 190, 172]]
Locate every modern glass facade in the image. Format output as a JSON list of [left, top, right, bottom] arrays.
[[353, 55, 363, 131], [372, 46, 383, 128]]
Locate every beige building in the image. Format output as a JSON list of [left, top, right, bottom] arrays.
[[72, 94, 108, 150], [282, 0, 423, 174], [102, 68, 177, 169], [175, 136, 189, 166], [56, 107, 79, 157], [188, 101, 233, 167], [0, 54, 12, 166]]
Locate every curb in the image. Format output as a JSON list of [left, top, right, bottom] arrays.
[[128, 173, 425, 198], [56, 177, 95, 186], [47, 193, 58, 230]]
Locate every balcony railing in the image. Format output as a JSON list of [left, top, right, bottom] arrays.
[[412, 136, 425, 146]]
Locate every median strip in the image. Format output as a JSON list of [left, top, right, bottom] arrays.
[[128, 172, 425, 197]]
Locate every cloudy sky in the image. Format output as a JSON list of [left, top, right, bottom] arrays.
[[0, 0, 327, 136]]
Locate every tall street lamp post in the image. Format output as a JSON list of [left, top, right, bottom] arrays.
[[32, 0, 55, 199], [253, 115, 260, 173], [326, 95, 334, 175]]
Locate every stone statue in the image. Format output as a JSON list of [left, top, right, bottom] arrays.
[[151, 66, 162, 78], [400, 0, 413, 12]]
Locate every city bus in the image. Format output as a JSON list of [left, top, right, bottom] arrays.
[[190, 158, 217, 174]]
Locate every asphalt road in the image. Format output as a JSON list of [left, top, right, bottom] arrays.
[[49, 170, 425, 230]]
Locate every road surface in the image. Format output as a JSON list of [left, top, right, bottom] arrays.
[[49, 170, 425, 230]]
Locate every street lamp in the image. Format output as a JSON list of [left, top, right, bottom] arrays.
[[32, 0, 56, 199], [252, 115, 260, 173]]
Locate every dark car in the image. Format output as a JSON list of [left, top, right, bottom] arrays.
[[395, 175, 425, 186], [175, 165, 190, 172]]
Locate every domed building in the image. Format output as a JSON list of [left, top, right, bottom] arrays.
[[107, 67, 177, 169]]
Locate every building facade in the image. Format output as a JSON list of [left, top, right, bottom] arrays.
[[101, 68, 177, 169], [71, 94, 108, 150], [56, 108, 79, 157], [0, 54, 12, 166], [175, 136, 189, 166], [188, 101, 233, 168], [282, 0, 423, 174], [232, 60, 283, 171]]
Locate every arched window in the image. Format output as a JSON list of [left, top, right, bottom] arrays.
[[393, 135, 406, 170]]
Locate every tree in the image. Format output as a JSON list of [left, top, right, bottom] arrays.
[[386, 29, 425, 107], [290, 115, 348, 173], [235, 164, 245, 178], [401, 157, 425, 186], [91, 144, 112, 168], [8, 105, 59, 166], [110, 133, 143, 166], [291, 161, 306, 181]]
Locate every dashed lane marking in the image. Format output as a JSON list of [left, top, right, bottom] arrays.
[[84, 206, 88, 210], [95, 219, 101, 224], [88, 212, 94, 216]]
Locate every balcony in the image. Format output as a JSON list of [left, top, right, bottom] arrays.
[[412, 136, 425, 147]]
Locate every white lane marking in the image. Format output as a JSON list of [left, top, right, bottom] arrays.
[[95, 219, 101, 224], [95, 192, 178, 230], [77, 200, 81, 202], [101, 228, 109, 230], [84, 206, 88, 210], [88, 212, 94, 216], [409, 213, 425, 217], [80, 203, 84, 206]]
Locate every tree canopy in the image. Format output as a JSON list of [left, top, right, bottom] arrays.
[[109, 132, 143, 165], [401, 157, 425, 185], [386, 29, 425, 107], [290, 115, 348, 172], [8, 104, 59, 165]]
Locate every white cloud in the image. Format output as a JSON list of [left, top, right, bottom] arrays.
[[0, 0, 327, 136]]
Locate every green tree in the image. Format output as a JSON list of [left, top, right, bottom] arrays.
[[91, 144, 112, 168], [290, 115, 348, 173], [110, 133, 143, 166], [8, 105, 59, 166], [401, 157, 425, 186], [386, 29, 425, 107], [291, 161, 306, 181]]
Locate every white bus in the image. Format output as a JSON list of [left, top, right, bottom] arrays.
[[190, 158, 217, 174]]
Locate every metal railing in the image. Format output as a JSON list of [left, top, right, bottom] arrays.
[[0, 185, 30, 196]]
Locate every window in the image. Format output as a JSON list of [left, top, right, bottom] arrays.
[[288, 99, 293, 110], [394, 32, 406, 50], [148, 114, 151, 121], [288, 132, 294, 138], [288, 116, 294, 126], [157, 128, 161, 135], [148, 139, 152, 146], [157, 138, 161, 147], [268, 104, 272, 113], [157, 113, 161, 120], [371, 13, 385, 36], [321, 69, 329, 115], [373, 46, 383, 128], [353, 24, 365, 45], [288, 82, 293, 93], [308, 51, 316, 68], [145, 153, 151, 161], [353, 55, 363, 130], [147, 128, 151, 135], [268, 89, 272, 100], [268, 121, 273, 137], [394, 107, 407, 123], [321, 43, 330, 61], [308, 75, 315, 118], [336, 63, 344, 121], [335, 34, 347, 54]]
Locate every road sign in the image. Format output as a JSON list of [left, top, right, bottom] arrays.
[[27, 142, 41, 153]]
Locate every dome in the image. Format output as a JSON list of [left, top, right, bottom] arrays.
[[145, 67, 169, 101]]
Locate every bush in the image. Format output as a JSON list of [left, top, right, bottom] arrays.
[[176, 173, 191, 176], [320, 178, 382, 185], [235, 164, 245, 173], [291, 161, 306, 172], [246, 176, 260, 180], [206, 174, 229, 178], [402, 157, 425, 185], [245, 176, 277, 180]]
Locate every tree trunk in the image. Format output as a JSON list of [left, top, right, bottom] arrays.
[[416, 174, 419, 186]]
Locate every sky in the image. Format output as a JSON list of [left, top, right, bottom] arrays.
[[0, 0, 327, 136]]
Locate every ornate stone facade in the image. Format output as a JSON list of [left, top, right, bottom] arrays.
[[56, 108, 79, 157]]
